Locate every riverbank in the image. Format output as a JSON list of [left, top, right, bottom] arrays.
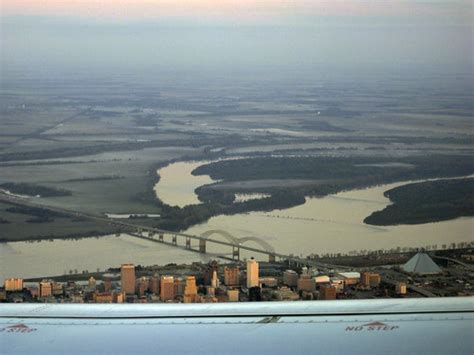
[[364, 178, 474, 226], [151, 154, 474, 232]]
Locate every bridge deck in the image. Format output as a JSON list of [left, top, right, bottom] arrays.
[[0, 193, 348, 270]]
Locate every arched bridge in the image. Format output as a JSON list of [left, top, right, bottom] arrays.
[[198, 230, 276, 262], [0, 191, 348, 269]]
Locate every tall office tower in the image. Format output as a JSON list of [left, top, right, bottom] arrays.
[[4, 278, 23, 292], [184, 276, 198, 303], [149, 274, 160, 295], [121, 264, 136, 295], [88, 277, 96, 289], [39, 280, 52, 298], [160, 276, 175, 301], [224, 266, 240, 286], [211, 270, 219, 288], [246, 257, 259, 288], [137, 277, 149, 297], [174, 278, 186, 297], [203, 260, 219, 286]]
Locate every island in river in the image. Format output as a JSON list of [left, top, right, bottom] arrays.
[[364, 178, 474, 226]]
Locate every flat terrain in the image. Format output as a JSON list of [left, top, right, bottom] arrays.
[[1, 72, 473, 240]]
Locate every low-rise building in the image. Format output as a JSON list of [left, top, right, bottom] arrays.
[[94, 292, 113, 303], [297, 275, 316, 292], [283, 270, 298, 287], [319, 285, 337, 300], [259, 277, 278, 288], [396, 282, 407, 295], [337, 272, 360, 286], [227, 289, 239, 302]]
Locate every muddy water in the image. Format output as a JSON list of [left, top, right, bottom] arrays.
[[154, 160, 473, 257], [154, 161, 217, 207], [0, 234, 214, 283]]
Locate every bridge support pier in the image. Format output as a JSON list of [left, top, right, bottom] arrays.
[[158, 234, 164, 242], [232, 247, 240, 261], [172, 235, 177, 246], [199, 240, 206, 253], [268, 254, 276, 263], [185, 237, 191, 249]]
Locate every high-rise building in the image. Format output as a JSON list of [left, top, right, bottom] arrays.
[[211, 271, 219, 288], [360, 272, 371, 288], [184, 276, 197, 296], [283, 270, 298, 287], [88, 277, 96, 289], [203, 260, 219, 286], [121, 264, 136, 295], [246, 257, 259, 288], [224, 266, 240, 286], [160, 276, 174, 301], [137, 277, 149, 297], [39, 280, 52, 298], [174, 278, 186, 297], [4, 278, 23, 292], [149, 275, 160, 295]]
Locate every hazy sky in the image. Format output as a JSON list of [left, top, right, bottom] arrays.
[[1, 0, 472, 79]]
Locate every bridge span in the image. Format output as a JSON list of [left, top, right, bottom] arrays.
[[0, 193, 348, 270]]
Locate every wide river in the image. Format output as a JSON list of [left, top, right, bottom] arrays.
[[1, 160, 472, 282], [158, 160, 473, 258]]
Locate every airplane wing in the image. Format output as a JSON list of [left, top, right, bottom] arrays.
[[1, 297, 473, 354]]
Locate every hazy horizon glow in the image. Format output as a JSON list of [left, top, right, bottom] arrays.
[[2, 0, 472, 23], [1, 0, 472, 78]]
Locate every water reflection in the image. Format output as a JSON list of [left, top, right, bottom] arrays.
[[0, 234, 211, 283]]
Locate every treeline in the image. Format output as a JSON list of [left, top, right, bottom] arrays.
[[192, 155, 473, 183], [0, 183, 72, 197], [364, 178, 474, 225], [153, 190, 305, 231], [6, 206, 69, 219], [153, 154, 473, 232], [0, 135, 247, 162]]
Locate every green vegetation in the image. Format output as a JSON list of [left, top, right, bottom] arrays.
[[364, 178, 474, 225], [0, 183, 72, 197], [149, 155, 474, 231], [0, 202, 127, 242], [192, 155, 473, 183], [6, 206, 69, 219]]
